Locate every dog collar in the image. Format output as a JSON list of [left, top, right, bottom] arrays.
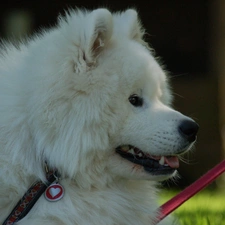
[[2, 164, 59, 225]]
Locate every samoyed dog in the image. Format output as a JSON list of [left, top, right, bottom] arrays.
[[0, 8, 198, 225]]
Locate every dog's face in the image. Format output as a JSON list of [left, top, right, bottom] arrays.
[[105, 42, 198, 181]]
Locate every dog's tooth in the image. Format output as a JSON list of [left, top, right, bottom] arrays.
[[121, 146, 129, 152], [159, 156, 165, 165], [129, 148, 135, 154]]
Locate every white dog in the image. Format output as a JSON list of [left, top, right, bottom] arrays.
[[0, 8, 198, 225]]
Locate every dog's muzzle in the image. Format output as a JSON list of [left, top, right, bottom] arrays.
[[115, 119, 199, 176]]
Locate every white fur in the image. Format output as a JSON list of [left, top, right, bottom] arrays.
[[0, 8, 194, 225]]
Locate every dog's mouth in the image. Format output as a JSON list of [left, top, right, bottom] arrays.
[[116, 145, 179, 175]]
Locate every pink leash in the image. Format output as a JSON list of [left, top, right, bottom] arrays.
[[155, 159, 225, 224]]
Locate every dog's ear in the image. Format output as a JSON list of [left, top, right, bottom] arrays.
[[84, 9, 113, 64], [124, 9, 145, 41], [115, 9, 145, 43]]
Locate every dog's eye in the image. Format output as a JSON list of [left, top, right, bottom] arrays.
[[128, 94, 143, 107]]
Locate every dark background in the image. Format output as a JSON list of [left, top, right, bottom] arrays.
[[0, 1, 210, 75], [1, 0, 224, 189]]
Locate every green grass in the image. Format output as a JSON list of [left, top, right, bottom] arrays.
[[160, 189, 225, 225]]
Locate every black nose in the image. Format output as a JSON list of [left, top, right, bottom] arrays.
[[178, 119, 199, 142]]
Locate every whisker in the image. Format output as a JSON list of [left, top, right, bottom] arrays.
[[169, 73, 189, 79], [178, 150, 198, 165]]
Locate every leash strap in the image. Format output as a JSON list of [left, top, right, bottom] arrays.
[[154, 159, 225, 224], [2, 171, 57, 225]]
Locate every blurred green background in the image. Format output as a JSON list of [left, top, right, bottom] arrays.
[[1, 0, 225, 189]]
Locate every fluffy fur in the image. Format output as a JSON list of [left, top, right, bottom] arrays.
[[0, 8, 197, 225]]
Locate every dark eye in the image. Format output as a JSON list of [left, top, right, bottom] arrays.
[[128, 94, 143, 107]]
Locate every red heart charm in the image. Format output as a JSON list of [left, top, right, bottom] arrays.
[[45, 183, 64, 202]]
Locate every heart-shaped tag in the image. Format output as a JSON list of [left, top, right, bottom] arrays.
[[49, 187, 60, 197], [45, 183, 64, 202]]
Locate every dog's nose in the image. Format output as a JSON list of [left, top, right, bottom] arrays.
[[178, 119, 199, 143]]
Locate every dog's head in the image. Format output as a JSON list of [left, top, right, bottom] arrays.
[[105, 35, 198, 181], [24, 9, 198, 185]]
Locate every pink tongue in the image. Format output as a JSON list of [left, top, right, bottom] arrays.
[[164, 156, 179, 169]]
